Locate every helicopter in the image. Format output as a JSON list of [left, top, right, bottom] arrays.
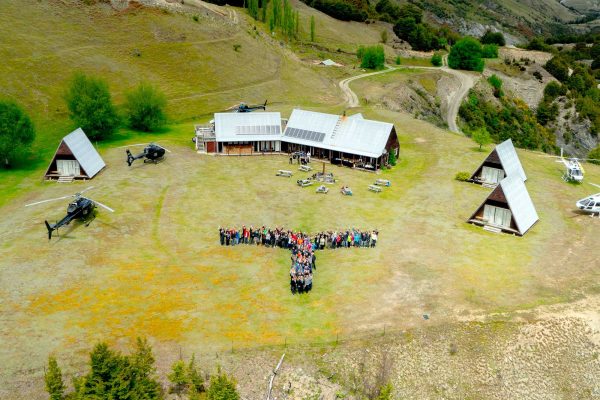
[[225, 100, 268, 113], [25, 187, 114, 239], [576, 183, 600, 217], [546, 148, 599, 183], [123, 143, 171, 166]]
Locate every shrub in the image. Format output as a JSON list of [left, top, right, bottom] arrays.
[[380, 29, 388, 44], [536, 101, 559, 126], [125, 83, 167, 132], [388, 149, 397, 166], [481, 44, 498, 58], [543, 81, 566, 101], [0, 99, 36, 168], [431, 53, 442, 66], [233, 44, 241, 52], [455, 171, 471, 181], [395, 55, 401, 65], [357, 45, 385, 69], [588, 145, 600, 165], [64, 72, 120, 140], [533, 70, 543, 81], [192, 14, 199, 21], [448, 37, 484, 72], [44, 356, 65, 400], [480, 30, 505, 46], [487, 74, 503, 97], [545, 56, 570, 82]]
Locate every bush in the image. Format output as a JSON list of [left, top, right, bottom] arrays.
[[357, 45, 385, 69], [125, 83, 167, 132], [543, 81, 566, 101], [455, 171, 471, 181], [0, 99, 36, 168], [388, 149, 397, 166], [487, 74, 503, 97], [481, 44, 498, 58], [481, 30, 505, 46], [536, 101, 559, 126], [448, 37, 484, 72], [431, 53, 442, 66], [64, 73, 120, 140], [588, 145, 600, 164], [545, 56, 570, 82], [192, 14, 199, 21], [395, 56, 401, 65], [44, 356, 65, 400], [308, 0, 367, 22]]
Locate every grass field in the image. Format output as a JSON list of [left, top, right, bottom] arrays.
[[1, 109, 599, 397], [2, 1, 600, 398]]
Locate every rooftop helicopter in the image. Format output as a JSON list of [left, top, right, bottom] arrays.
[[121, 143, 171, 166], [25, 187, 114, 239], [225, 100, 268, 113]]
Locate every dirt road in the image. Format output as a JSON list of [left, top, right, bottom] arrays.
[[339, 60, 479, 133]]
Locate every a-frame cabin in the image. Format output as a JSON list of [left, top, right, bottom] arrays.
[[469, 139, 527, 187], [468, 175, 539, 236], [44, 128, 106, 181]]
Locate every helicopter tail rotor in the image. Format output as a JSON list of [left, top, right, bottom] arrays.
[[126, 149, 135, 166], [45, 220, 55, 240]]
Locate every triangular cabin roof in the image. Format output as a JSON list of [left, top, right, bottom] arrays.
[[45, 128, 106, 178], [470, 139, 527, 183], [469, 175, 539, 235]]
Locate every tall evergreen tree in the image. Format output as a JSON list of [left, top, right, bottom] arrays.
[[310, 15, 316, 42], [0, 99, 35, 168], [45, 356, 65, 400]]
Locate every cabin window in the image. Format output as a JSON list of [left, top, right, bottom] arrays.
[[483, 205, 512, 228], [481, 167, 505, 184]]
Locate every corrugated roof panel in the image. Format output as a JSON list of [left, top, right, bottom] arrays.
[[500, 175, 538, 235], [283, 109, 394, 158], [62, 128, 105, 178], [496, 139, 527, 182], [214, 112, 282, 142]]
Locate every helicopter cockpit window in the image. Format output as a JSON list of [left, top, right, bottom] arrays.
[[573, 170, 582, 176]]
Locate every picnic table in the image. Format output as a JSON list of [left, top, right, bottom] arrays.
[[316, 185, 329, 194], [299, 165, 312, 172], [368, 184, 382, 193], [297, 179, 314, 187], [276, 170, 293, 177], [340, 187, 353, 196], [374, 179, 391, 187]]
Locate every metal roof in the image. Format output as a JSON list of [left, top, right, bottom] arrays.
[[214, 112, 282, 142], [500, 175, 538, 235], [284, 109, 394, 158], [495, 139, 527, 182], [62, 128, 105, 178]]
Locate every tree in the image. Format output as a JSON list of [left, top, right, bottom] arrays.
[[357, 45, 385, 69], [376, 383, 394, 400], [480, 30, 505, 46], [169, 360, 189, 398], [545, 56, 569, 82], [472, 127, 491, 151], [481, 44, 498, 58], [388, 149, 396, 166], [125, 83, 167, 132], [0, 99, 35, 168], [397, 3, 422, 23], [431, 53, 442, 66], [380, 29, 388, 44], [393, 17, 416, 42], [64, 73, 120, 140], [207, 368, 239, 400], [45, 356, 65, 400], [448, 37, 484, 72], [543, 81, 566, 101], [310, 15, 315, 42], [588, 145, 600, 165]]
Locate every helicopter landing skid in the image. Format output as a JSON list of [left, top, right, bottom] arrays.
[[143, 157, 164, 164]]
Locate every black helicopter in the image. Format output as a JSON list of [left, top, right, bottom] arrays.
[[124, 143, 171, 166], [25, 187, 114, 239], [226, 100, 268, 113]]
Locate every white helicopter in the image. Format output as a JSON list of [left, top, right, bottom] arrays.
[[546, 149, 598, 183], [576, 183, 600, 217]]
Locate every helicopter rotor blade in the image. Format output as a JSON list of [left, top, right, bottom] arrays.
[[78, 186, 95, 195], [25, 195, 74, 207], [117, 143, 148, 149], [92, 200, 114, 213], [160, 146, 172, 153], [590, 183, 600, 189]]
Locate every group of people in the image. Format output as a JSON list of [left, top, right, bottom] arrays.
[[218, 226, 380, 293], [289, 151, 310, 165]]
